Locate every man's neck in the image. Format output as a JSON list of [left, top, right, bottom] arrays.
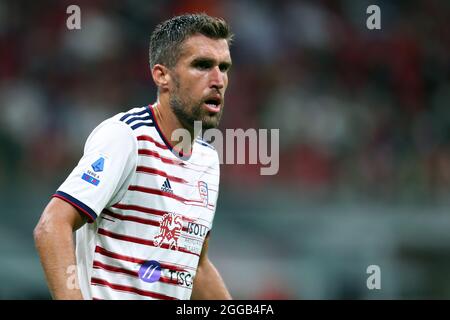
[[152, 95, 196, 155]]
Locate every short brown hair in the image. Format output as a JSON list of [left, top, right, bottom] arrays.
[[149, 13, 233, 69]]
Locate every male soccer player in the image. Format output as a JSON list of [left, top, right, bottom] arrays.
[[34, 13, 233, 300]]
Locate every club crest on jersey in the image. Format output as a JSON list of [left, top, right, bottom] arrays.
[[154, 213, 183, 250], [198, 181, 209, 207]]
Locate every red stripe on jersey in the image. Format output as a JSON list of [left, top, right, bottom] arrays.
[[137, 135, 168, 150], [95, 246, 145, 264], [111, 203, 197, 222], [138, 148, 219, 177], [94, 246, 188, 272], [97, 228, 199, 257], [112, 203, 166, 216], [158, 263, 189, 273], [92, 261, 179, 286], [136, 166, 188, 184], [127, 185, 215, 209], [159, 277, 179, 286], [179, 165, 220, 177], [128, 185, 185, 202], [103, 210, 160, 228], [103, 210, 189, 232], [93, 260, 138, 277], [90, 277, 178, 300], [184, 201, 216, 210], [138, 149, 183, 166]]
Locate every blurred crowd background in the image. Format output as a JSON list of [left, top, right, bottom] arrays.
[[1, 0, 450, 299]]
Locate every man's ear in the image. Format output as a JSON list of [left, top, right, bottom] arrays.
[[151, 64, 171, 91]]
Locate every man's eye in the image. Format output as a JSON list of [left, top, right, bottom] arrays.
[[219, 64, 230, 72], [194, 61, 212, 70]]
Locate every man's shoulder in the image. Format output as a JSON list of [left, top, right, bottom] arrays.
[[194, 137, 220, 164], [195, 137, 216, 151], [86, 105, 153, 144], [92, 105, 153, 134], [110, 105, 153, 129]]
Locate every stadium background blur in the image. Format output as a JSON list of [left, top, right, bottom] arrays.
[[1, 0, 450, 299]]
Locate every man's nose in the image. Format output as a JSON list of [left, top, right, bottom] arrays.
[[209, 66, 224, 89]]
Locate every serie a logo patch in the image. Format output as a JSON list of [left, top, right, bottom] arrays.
[[91, 157, 104, 172], [81, 157, 105, 186]]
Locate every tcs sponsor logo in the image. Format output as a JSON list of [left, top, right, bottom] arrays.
[[138, 260, 194, 288], [169, 270, 193, 287]]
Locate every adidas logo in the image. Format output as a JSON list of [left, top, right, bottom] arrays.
[[161, 178, 173, 194]]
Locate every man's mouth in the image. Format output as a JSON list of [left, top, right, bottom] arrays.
[[203, 95, 222, 113]]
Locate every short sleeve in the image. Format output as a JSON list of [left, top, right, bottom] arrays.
[[53, 120, 137, 222]]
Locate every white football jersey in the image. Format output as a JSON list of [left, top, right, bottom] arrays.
[[54, 103, 220, 300]]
